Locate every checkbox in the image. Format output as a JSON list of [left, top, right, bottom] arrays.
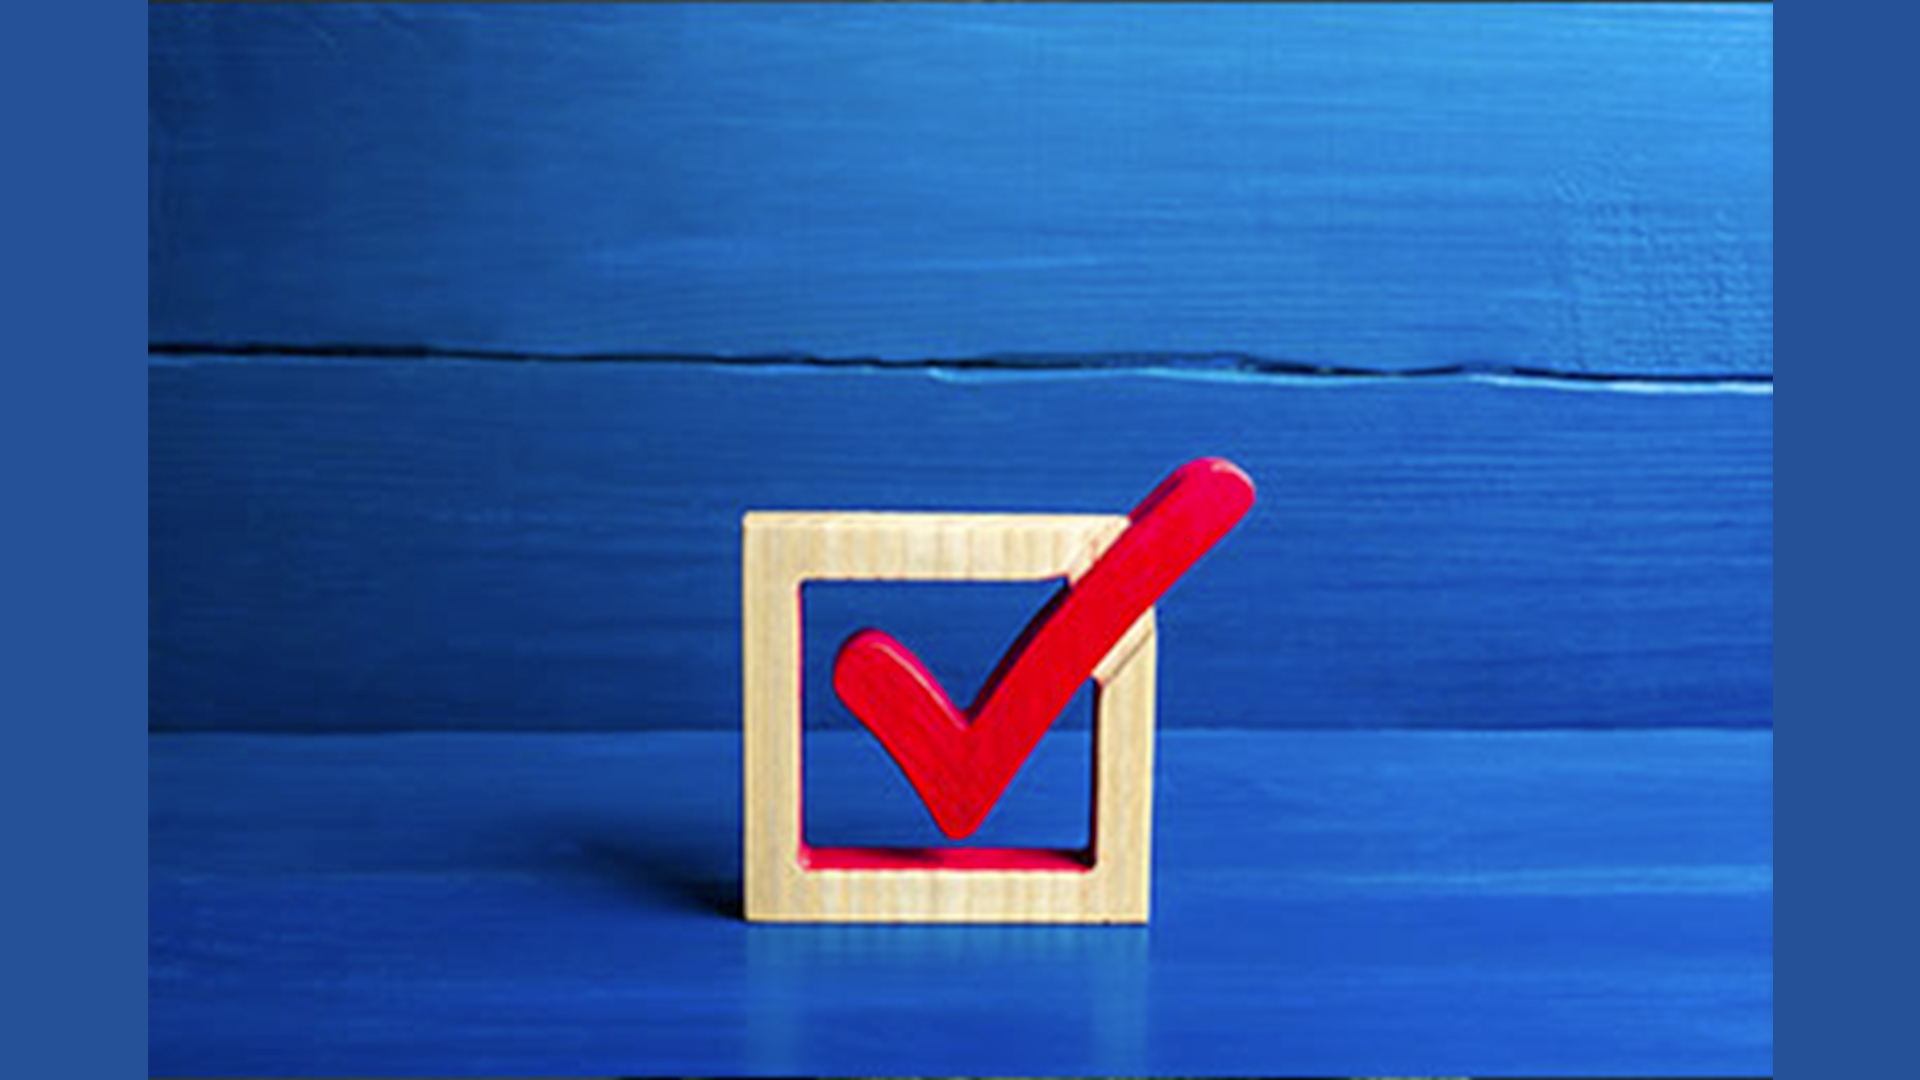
[[742, 511, 1157, 924]]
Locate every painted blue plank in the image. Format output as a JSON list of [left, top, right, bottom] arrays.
[[149, 356, 1772, 732], [149, 728, 1773, 1076], [149, 4, 1772, 374]]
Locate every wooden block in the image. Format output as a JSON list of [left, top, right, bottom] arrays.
[[742, 511, 1157, 923], [744, 458, 1255, 923]]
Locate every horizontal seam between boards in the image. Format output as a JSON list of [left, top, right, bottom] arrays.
[[148, 342, 1774, 387]]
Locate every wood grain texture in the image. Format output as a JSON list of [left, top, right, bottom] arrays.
[[149, 4, 1772, 374], [150, 728, 1772, 1076], [744, 511, 1154, 922], [149, 355, 1772, 733]]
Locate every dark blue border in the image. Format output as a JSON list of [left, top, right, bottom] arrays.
[[0, 0, 146, 1076], [1782, 0, 1906, 1076]]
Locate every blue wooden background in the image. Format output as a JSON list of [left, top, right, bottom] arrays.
[[149, 4, 1773, 1075], [152, 3, 1770, 371], [152, 357, 1772, 733], [149, 2, 1773, 735]]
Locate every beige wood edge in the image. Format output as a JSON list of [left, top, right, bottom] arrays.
[[743, 511, 1156, 923]]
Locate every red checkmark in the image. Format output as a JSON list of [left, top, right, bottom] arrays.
[[832, 457, 1256, 840]]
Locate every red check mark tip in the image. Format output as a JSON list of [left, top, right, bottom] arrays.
[[832, 457, 1256, 840]]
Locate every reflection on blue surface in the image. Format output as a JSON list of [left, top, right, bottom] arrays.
[[744, 923, 1149, 1074]]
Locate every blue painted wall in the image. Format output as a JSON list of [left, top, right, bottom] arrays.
[[148, 5, 1772, 732], [150, 358, 1771, 732], [150, 3, 1772, 373]]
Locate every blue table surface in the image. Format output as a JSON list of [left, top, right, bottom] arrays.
[[151, 728, 1772, 1076]]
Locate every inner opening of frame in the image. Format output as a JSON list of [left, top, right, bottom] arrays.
[[800, 579, 1095, 863]]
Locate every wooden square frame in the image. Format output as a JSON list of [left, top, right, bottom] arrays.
[[742, 511, 1157, 923]]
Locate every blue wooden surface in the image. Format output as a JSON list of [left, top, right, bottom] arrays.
[[150, 356, 1772, 734], [149, 3, 1772, 374], [150, 728, 1772, 1077]]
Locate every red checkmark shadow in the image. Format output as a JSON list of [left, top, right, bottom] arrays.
[[830, 457, 1256, 844]]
